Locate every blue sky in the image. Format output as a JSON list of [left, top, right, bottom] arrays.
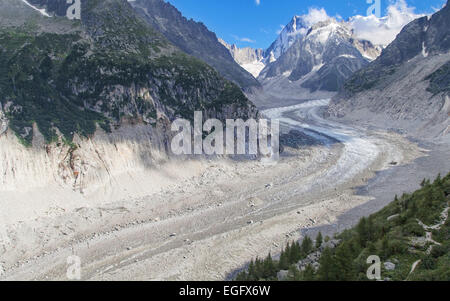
[[167, 0, 446, 49]]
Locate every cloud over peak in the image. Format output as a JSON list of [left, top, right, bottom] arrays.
[[349, 0, 426, 46]]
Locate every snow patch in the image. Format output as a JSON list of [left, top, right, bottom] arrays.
[[241, 61, 266, 78], [338, 54, 357, 59], [422, 42, 428, 58], [21, 0, 51, 17]]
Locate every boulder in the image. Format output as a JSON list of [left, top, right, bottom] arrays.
[[277, 270, 289, 281], [384, 262, 396, 271]]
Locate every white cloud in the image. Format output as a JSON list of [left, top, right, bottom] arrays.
[[255, 0, 261, 6], [231, 34, 256, 43], [300, 7, 330, 28], [349, 0, 426, 46], [241, 37, 256, 43]]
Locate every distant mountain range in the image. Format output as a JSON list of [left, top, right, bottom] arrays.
[[259, 18, 381, 92], [222, 14, 381, 92]]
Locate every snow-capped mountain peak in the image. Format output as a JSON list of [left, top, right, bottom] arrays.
[[258, 16, 382, 93], [265, 15, 309, 60]]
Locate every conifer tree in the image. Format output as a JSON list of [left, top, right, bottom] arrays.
[[357, 217, 369, 247], [317, 247, 336, 281], [334, 243, 354, 281], [316, 232, 323, 249], [301, 236, 313, 256], [302, 264, 316, 281]]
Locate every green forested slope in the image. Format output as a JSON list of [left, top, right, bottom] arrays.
[[236, 173, 450, 281]]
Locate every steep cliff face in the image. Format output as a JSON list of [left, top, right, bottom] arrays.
[[264, 15, 311, 61], [0, 0, 258, 192], [129, 0, 260, 91], [329, 1, 450, 140]]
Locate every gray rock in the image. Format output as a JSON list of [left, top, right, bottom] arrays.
[[384, 262, 396, 271], [277, 270, 289, 281], [320, 239, 341, 251]]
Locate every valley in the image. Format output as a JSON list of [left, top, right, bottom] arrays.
[[0, 0, 448, 282], [2, 92, 441, 280]]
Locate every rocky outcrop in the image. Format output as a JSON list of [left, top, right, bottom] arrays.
[[218, 39, 264, 66], [0, 122, 171, 193], [0, 106, 8, 136]]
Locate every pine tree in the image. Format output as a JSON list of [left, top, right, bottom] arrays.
[[263, 253, 276, 279], [316, 232, 323, 249], [381, 236, 389, 258], [317, 247, 337, 281], [367, 217, 375, 241], [334, 242, 354, 280], [287, 265, 301, 281], [278, 248, 289, 270], [301, 236, 313, 257], [254, 257, 263, 279], [394, 195, 402, 213], [247, 260, 256, 280], [302, 264, 316, 281], [435, 174, 442, 186], [357, 217, 369, 247], [421, 178, 426, 187]]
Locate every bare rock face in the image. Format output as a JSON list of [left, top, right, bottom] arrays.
[[0, 107, 8, 136], [277, 270, 289, 281], [219, 39, 267, 78], [218, 39, 264, 66]]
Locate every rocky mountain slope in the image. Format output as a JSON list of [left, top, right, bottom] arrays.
[[329, 1, 450, 141], [265, 15, 312, 61], [128, 0, 260, 91], [0, 0, 257, 191], [259, 19, 381, 93], [218, 39, 266, 78]]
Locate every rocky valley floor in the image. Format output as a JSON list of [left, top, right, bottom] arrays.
[[0, 96, 448, 281]]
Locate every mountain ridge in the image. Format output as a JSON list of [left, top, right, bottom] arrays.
[[329, 0, 450, 141], [129, 0, 260, 91], [259, 18, 381, 93], [0, 0, 258, 146]]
